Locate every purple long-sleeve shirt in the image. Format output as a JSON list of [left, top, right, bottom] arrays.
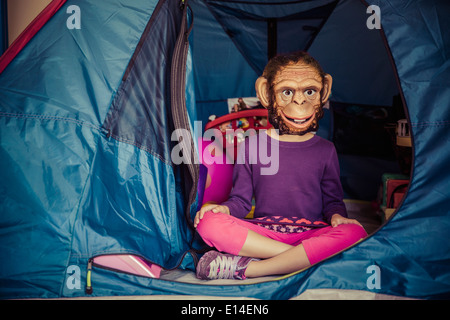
[[222, 132, 347, 224]]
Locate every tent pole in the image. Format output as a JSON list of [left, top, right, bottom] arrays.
[[267, 18, 277, 60]]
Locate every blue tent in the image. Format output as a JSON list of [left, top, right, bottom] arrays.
[[0, 0, 449, 299]]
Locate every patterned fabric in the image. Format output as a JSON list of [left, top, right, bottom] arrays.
[[247, 216, 329, 234]]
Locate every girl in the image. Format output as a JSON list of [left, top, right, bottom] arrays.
[[194, 52, 367, 280]]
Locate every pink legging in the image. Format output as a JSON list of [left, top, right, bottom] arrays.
[[196, 211, 367, 265]]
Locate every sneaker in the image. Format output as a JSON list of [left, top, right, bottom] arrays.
[[196, 251, 256, 280]]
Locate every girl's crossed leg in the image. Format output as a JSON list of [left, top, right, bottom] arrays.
[[196, 211, 367, 279]]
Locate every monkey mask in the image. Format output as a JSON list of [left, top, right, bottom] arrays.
[[255, 59, 332, 136]]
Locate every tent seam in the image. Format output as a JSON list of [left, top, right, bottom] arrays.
[[0, 111, 173, 165], [0, 111, 104, 131], [410, 120, 450, 128]]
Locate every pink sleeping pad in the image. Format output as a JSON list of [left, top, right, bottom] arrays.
[[93, 254, 161, 278]]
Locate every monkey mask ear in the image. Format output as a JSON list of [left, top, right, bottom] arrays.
[[255, 76, 270, 108], [321, 74, 333, 103]]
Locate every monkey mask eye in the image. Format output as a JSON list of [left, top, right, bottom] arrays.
[[277, 87, 319, 105], [282, 89, 293, 98], [305, 89, 317, 97]]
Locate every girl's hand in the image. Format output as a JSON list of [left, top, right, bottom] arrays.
[[194, 203, 230, 228], [330, 213, 363, 228]]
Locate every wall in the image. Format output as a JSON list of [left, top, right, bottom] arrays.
[[7, 0, 51, 45]]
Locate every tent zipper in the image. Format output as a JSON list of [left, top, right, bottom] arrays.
[[170, 0, 198, 236], [85, 258, 93, 294]]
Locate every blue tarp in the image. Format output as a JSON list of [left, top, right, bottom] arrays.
[[0, 0, 449, 299]]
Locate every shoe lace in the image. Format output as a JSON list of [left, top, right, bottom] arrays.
[[208, 255, 240, 279]]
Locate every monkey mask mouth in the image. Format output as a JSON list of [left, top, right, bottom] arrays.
[[268, 104, 323, 136], [282, 111, 315, 127]]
